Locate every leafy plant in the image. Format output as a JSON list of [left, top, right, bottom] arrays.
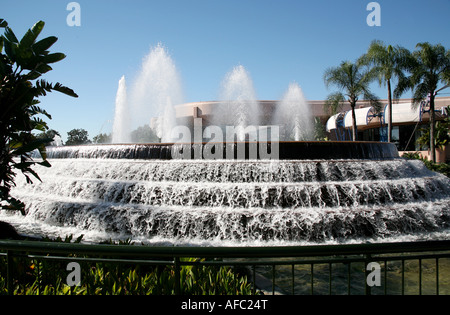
[[417, 121, 450, 150], [416, 106, 450, 151], [0, 19, 77, 213], [0, 235, 254, 295], [323, 60, 381, 141], [359, 40, 412, 142], [396, 43, 450, 162], [0, 256, 254, 295], [66, 128, 91, 145]]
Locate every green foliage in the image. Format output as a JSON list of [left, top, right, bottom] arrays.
[[0, 19, 77, 213], [323, 92, 345, 116], [66, 128, 91, 145], [0, 236, 254, 295], [92, 133, 111, 144], [323, 60, 381, 141], [313, 117, 328, 141], [401, 43, 450, 162], [417, 121, 450, 150], [359, 40, 412, 96], [36, 129, 61, 143], [131, 124, 160, 143]]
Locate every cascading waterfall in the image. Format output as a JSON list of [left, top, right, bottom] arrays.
[[3, 143, 450, 246]]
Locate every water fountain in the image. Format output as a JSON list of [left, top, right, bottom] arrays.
[[1, 47, 449, 246], [111, 43, 183, 143], [2, 140, 449, 246], [274, 83, 313, 141], [211, 65, 260, 141], [111, 76, 130, 144]]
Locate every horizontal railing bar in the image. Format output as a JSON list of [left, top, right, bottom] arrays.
[[12, 253, 175, 266], [1, 240, 450, 259], [6, 251, 450, 269]]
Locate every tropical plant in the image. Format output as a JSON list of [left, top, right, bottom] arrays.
[[323, 61, 381, 141], [0, 19, 78, 213], [417, 121, 450, 150], [323, 92, 345, 116], [359, 40, 413, 142], [396, 42, 450, 163], [417, 105, 450, 151]]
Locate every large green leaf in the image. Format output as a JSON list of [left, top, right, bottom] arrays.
[[0, 19, 8, 28], [36, 79, 79, 98], [19, 21, 45, 49], [43, 52, 66, 64], [35, 62, 53, 74], [10, 137, 49, 156], [3, 34, 18, 62], [33, 36, 57, 55], [3, 26, 18, 43]]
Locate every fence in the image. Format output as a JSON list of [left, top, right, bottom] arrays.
[[1, 239, 450, 295]]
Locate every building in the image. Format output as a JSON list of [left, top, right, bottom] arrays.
[[166, 96, 450, 160]]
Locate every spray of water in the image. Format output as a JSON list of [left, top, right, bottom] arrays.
[[212, 65, 260, 141], [274, 82, 313, 141], [111, 44, 183, 143], [111, 76, 130, 143]]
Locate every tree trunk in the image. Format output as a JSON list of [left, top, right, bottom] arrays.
[[387, 80, 392, 143], [351, 102, 357, 141], [430, 93, 436, 163]]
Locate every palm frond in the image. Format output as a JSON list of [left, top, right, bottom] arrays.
[[324, 92, 345, 116]]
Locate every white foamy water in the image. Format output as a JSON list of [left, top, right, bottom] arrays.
[[2, 155, 450, 246], [274, 82, 313, 141]]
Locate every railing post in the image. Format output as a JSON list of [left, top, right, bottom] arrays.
[[174, 257, 181, 295], [6, 250, 13, 296], [365, 254, 372, 296]]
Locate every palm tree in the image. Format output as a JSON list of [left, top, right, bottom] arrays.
[[396, 42, 450, 163], [359, 40, 412, 142], [323, 61, 381, 141]]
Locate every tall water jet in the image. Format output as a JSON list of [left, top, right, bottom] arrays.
[[129, 43, 183, 142], [213, 65, 260, 141], [112, 76, 131, 143], [274, 82, 313, 141]]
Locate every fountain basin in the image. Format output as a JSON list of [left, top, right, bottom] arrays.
[[43, 141, 399, 160], [5, 141, 449, 245]]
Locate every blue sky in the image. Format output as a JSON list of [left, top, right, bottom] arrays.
[[3, 0, 450, 141]]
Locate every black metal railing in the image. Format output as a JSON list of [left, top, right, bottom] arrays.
[[1, 239, 449, 295]]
